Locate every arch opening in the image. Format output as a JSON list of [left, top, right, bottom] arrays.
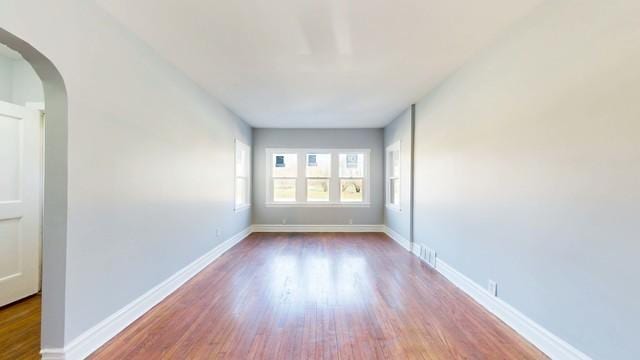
[[0, 27, 69, 352]]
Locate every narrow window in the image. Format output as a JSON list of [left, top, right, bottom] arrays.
[[272, 153, 297, 202], [386, 142, 401, 210], [339, 153, 364, 202], [235, 139, 251, 211], [306, 153, 331, 201]]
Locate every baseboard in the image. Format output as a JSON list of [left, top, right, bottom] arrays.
[[432, 258, 591, 360], [252, 224, 385, 232], [41, 226, 252, 360], [383, 226, 411, 251]]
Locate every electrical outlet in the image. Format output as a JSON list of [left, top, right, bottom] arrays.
[[282, 218, 287, 225], [215, 228, 221, 237], [348, 219, 353, 225], [488, 280, 498, 297]]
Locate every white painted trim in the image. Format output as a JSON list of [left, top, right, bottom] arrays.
[[264, 202, 371, 208], [403, 249, 591, 360], [252, 224, 384, 233], [383, 226, 411, 251], [40, 226, 253, 360]]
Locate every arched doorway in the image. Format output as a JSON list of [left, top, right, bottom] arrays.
[[0, 27, 68, 357]]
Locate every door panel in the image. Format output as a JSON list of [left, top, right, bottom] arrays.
[[0, 101, 42, 307]]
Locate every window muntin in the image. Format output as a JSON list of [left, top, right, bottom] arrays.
[[235, 140, 251, 211]]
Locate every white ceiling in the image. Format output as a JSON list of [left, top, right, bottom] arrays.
[[96, 0, 543, 128]]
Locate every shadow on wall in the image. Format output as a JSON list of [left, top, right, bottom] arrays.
[[0, 27, 68, 349]]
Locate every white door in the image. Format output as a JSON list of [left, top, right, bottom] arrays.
[[0, 100, 42, 307]]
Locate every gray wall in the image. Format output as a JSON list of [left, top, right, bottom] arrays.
[[0, 54, 44, 105], [2, 0, 251, 347], [413, 0, 640, 358], [252, 128, 384, 225], [383, 108, 412, 240]]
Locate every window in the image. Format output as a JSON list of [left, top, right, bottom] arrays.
[[234, 139, 251, 211], [339, 153, 364, 202], [306, 153, 331, 201], [385, 141, 401, 211], [265, 148, 370, 207], [272, 153, 297, 202]]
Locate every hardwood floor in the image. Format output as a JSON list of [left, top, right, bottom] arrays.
[[91, 233, 547, 359], [0, 294, 41, 360]]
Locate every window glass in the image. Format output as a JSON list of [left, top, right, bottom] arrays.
[[306, 153, 331, 177], [391, 151, 400, 178], [274, 179, 296, 202], [340, 179, 363, 202], [390, 178, 400, 205], [273, 154, 297, 177], [339, 153, 364, 178], [307, 179, 330, 201]]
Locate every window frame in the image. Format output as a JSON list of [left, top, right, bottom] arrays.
[[265, 148, 371, 207], [234, 139, 251, 212], [385, 141, 401, 212]]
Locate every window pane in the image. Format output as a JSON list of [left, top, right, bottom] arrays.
[[273, 179, 296, 202], [390, 178, 400, 206], [272, 153, 297, 177], [307, 179, 329, 202], [340, 179, 363, 202], [236, 147, 247, 177], [339, 153, 364, 178], [235, 178, 247, 206], [306, 153, 331, 177], [391, 150, 400, 178]]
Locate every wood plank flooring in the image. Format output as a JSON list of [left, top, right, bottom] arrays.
[[0, 294, 41, 360], [91, 232, 547, 359]]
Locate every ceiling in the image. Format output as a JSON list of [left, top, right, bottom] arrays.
[[96, 0, 543, 128]]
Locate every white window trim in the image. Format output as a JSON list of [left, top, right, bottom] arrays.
[[265, 148, 371, 208], [234, 139, 251, 212], [385, 141, 401, 212]]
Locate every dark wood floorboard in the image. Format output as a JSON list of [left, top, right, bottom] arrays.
[[90, 232, 547, 359], [0, 294, 41, 360]]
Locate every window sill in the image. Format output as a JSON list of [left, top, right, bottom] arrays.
[[386, 204, 402, 212], [265, 202, 371, 208], [234, 204, 251, 213]]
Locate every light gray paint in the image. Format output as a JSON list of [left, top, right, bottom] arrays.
[[413, 0, 640, 358], [252, 128, 383, 225], [0, 54, 44, 105], [383, 108, 412, 240], [2, 0, 251, 348]]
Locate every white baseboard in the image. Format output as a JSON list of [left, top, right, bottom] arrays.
[[41, 226, 253, 360], [252, 224, 385, 232], [383, 226, 411, 251], [431, 258, 591, 360]]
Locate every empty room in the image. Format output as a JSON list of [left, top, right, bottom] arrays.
[[0, 0, 638, 359]]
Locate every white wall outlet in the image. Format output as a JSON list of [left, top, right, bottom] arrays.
[[215, 228, 221, 237], [348, 219, 353, 225], [282, 218, 287, 225], [488, 280, 498, 297]]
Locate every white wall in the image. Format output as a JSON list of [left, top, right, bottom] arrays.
[[0, 54, 44, 105], [413, 0, 640, 358], [1, 0, 251, 349], [252, 128, 384, 225], [383, 108, 412, 240]]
